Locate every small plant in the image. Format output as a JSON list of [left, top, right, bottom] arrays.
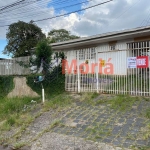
[[50, 120, 62, 129], [91, 92, 99, 99], [109, 95, 140, 111], [145, 108, 150, 119], [13, 141, 27, 149], [6, 116, 16, 126], [43, 94, 72, 111]]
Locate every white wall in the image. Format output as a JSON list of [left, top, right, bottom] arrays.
[[97, 39, 134, 75], [65, 38, 134, 75]]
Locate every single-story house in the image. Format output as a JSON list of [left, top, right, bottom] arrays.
[[51, 26, 150, 95]]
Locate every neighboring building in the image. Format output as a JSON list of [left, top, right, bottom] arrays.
[[0, 57, 30, 75], [51, 26, 150, 96]]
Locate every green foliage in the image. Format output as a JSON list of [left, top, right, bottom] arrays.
[[145, 108, 150, 119], [26, 65, 65, 99], [109, 95, 140, 111], [0, 97, 40, 121], [43, 93, 72, 110], [0, 76, 14, 98], [47, 29, 79, 43], [34, 40, 53, 73], [3, 21, 45, 57]]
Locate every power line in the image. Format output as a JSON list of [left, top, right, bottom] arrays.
[[108, 0, 141, 27], [0, 0, 42, 15], [34, 0, 113, 23], [0, 0, 92, 23], [0, 0, 70, 15], [0, 0, 78, 22], [0, 0, 113, 27]]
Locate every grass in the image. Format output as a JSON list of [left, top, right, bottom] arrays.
[[42, 93, 73, 111], [0, 97, 40, 132], [13, 141, 27, 149], [108, 95, 141, 111], [80, 92, 99, 105], [145, 108, 150, 119], [0, 97, 40, 121]]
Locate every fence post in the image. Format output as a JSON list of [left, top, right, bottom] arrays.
[[77, 51, 80, 93], [96, 49, 99, 93]]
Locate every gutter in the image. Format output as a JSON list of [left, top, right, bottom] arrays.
[[51, 26, 150, 49]]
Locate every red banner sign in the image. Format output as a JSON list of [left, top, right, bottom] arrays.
[[137, 56, 149, 68]]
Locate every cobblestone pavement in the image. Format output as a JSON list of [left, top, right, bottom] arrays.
[[49, 95, 150, 149], [1, 94, 150, 150], [31, 132, 128, 150]]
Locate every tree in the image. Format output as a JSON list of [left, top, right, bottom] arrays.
[[47, 29, 79, 43], [34, 40, 53, 74], [3, 21, 46, 57]]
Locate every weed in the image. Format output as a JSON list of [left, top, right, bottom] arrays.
[[13, 141, 27, 149], [43, 94, 72, 111], [91, 92, 99, 99], [145, 108, 150, 119], [109, 95, 140, 111], [80, 92, 99, 105], [0, 97, 40, 122]]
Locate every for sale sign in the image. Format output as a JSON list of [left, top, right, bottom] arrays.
[[127, 57, 137, 68], [127, 56, 149, 68], [137, 56, 149, 68]]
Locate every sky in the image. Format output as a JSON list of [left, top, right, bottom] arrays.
[[0, 0, 150, 58]]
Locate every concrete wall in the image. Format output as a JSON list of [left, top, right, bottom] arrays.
[[7, 77, 39, 98]]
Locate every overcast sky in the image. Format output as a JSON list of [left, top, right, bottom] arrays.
[[0, 0, 149, 58]]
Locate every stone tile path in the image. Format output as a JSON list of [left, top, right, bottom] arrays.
[[50, 95, 150, 149]]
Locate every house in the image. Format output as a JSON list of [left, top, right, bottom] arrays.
[[51, 26, 150, 96]]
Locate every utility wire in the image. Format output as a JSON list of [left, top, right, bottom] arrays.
[[140, 8, 150, 27], [0, 0, 78, 22], [0, 0, 113, 27], [34, 0, 113, 23], [0, 0, 43, 15], [0, 0, 70, 14], [0, 0, 92, 23]]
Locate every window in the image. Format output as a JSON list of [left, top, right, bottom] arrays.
[[76, 48, 96, 60], [127, 41, 150, 56], [110, 45, 116, 50], [109, 41, 117, 50]]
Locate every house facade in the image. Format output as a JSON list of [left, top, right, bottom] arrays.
[[51, 26, 150, 96]]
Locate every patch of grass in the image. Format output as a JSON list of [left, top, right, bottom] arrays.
[[13, 141, 27, 149], [0, 97, 40, 122], [91, 92, 99, 99], [143, 123, 150, 140], [80, 92, 100, 105], [0, 136, 8, 145], [0, 97, 40, 133], [95, 99, 108, 105], [145, 108, 150, 119], [50, 120, 62, 129], [43, 93, 72, 111], [131, 145, 150, 150], [108, 95, 140, 111]]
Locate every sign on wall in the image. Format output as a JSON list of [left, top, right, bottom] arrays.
[[127, 56, 149, 68], [137, 56, 149, 68], [127, 57, 136, 68]]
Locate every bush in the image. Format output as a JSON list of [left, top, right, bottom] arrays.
[[0, 76, 14, 98]]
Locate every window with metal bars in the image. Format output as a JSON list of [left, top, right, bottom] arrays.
[[76, 48, 96, 60], [127, 41, 150, 56]]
